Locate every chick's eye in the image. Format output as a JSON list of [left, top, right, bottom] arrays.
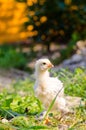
[[42, 62, 46, 65]]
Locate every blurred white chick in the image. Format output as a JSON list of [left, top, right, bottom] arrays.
[[34, 58, 68, 113]]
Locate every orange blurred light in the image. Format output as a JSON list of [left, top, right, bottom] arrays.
[[29, 11, 35, 16], [64, 0, 71, 5], [35, 21, 40, 26], [7, 28, 19, 34], [27, 25, 34, 31], [20, 32, 27, 38], [27, 0, 37, 6], [0, 0, 28, 43], [33, 16, 38, 21], [70, 5, 78, 11], [40, 16, 47, 23], [33, 30, 38, 36], [0, 22, 6, 32]]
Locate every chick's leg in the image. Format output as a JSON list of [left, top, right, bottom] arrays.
[[36, 111, 47, 120], [36, 111, 51, 124]]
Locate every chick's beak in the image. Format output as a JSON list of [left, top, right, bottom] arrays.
[[47, 63, 54, 68]]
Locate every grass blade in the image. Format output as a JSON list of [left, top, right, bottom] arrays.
[[0, 108, 16, 118], [43, 86, 64, 120]]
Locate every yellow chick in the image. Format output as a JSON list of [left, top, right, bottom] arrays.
[[34, 58, 68, 113]]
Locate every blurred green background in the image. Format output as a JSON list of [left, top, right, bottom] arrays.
[[0, 0, 86, 72]]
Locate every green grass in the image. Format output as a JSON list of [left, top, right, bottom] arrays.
[[0, 68, 86, 130], [0, 44, 36, 72], [57, 68, 86, 98], [0, 45, 27, 69]]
